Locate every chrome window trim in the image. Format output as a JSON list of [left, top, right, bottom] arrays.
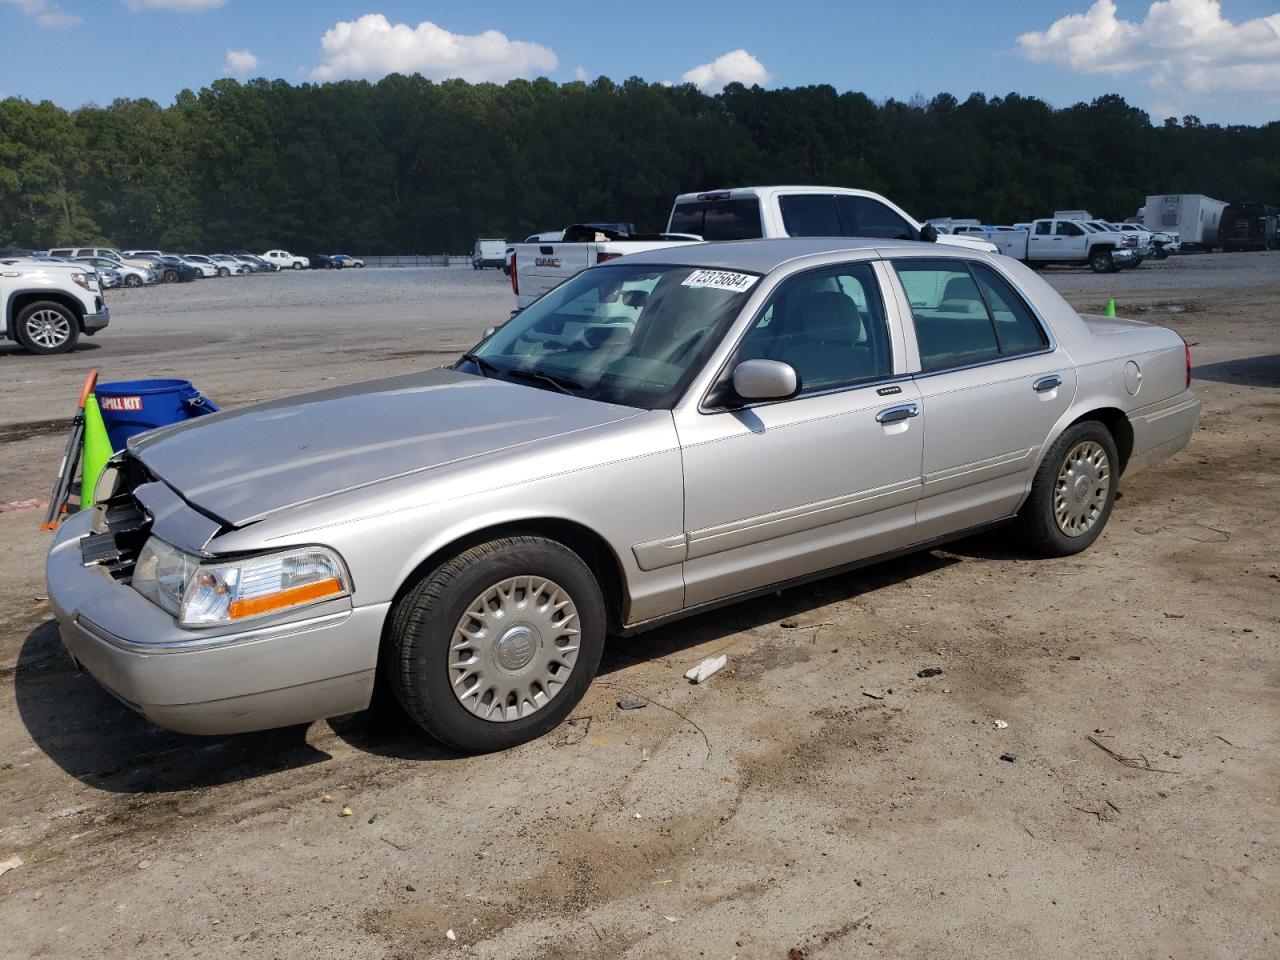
[[695, 258, 900, 414]]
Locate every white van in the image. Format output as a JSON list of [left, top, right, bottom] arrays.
[[472, 239, 507, 269]]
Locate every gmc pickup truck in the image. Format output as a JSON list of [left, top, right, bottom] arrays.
[[986, 219, 1138, 273], [2, 256, 110, 354], [510, 186, 997, 310]]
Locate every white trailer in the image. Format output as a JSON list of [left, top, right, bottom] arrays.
[[1141, 195, 1227, 251], [1053, 209, 1094, 221]]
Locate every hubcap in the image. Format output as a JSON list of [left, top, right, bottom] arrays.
[[1054, 440, 1111, 537], [26, 309, 71, 349], [449, 576, 580, 722]]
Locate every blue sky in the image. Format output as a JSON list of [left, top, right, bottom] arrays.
[[1, 0, 1277, 124]]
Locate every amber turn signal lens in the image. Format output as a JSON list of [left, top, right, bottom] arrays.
[[228, 577, 343, 620]]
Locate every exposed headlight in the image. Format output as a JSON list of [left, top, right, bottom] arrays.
[[70, 271, 89, 289], [132, 538, 351, 628]]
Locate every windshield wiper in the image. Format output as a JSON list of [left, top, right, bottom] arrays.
[[504, 367, 585, 396], [457, 352, 502, 378]]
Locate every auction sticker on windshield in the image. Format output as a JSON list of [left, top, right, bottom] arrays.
[[681, 269, 758, 293]]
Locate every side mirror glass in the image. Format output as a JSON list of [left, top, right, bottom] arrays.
[[919, 223, 939, 243], [732, 359, 798, 402]]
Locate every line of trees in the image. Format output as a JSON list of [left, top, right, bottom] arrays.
[[1, 76, 1276, 254]]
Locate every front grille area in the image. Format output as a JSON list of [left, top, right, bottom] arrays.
[[82, 454, 154, 581]]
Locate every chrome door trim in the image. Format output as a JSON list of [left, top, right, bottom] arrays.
[[922, 446, 1036, 487], [631, 534, 687, 571], [684, 475, 921, 561]]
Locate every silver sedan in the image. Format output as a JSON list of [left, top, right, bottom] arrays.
[[47, 238, 1200, 751]]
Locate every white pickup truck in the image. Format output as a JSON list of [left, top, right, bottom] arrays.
[[1, 255, 111, 354], [986, 219, 1139, 274], [510, 186, 997, 310]]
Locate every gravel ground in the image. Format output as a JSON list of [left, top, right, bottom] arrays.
[[0, 252, 1276, 959]]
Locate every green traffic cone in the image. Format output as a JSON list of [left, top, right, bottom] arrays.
[[80, 394, 111, 509], [1105, 298, 1117, 318]]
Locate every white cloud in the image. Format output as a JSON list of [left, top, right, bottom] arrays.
[[3, 0, 80, 28], [1018, 0, 1280, 109], [681, 49, 770, 94], [123, 0, 227, 10], [310, 14, 557, 83], [222, 48, 258, 77], [573, 65, 589, 82]]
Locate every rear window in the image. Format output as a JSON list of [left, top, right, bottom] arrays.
[[669, 199, 763, 241]]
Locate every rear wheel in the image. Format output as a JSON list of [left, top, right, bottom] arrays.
[[387, 536, 606, 752], [1089, 249, 1115, 274], [1014, 420, 1118, 557], [15, 301, 79, 355]]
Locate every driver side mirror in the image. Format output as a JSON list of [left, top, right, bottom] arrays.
[[732, 359, 799, 402], [919, 223, 939, 243]]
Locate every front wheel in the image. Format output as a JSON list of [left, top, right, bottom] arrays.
[[1154, 246, 1169, 260], [1089, 250, 1115, 274], [217, 267, 230, 277], [15, 300, 79, 355], [1013, 421, 1119, 557], [124, 274, 142, 288], [387, 536, 606, 752], [292, 262, 304, 270]]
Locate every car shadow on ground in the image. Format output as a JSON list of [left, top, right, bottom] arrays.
[[0, 342, 102, 358], [13, 619, 331, 795], [328, 549, 963, 761], [1193, 354, 1280, 388], [15, 549, 972, 790]]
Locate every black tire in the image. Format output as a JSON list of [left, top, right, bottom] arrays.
[[14, 300, 80, 355], [217, 267, 230, 278], [387, 535, 606, 752], [1089, 249, 1115, 274], [1013, 420, 1119, 557], [124, 274, 142, 288], [292, 262, 304, 270], [1154, 246, 1169, 260]]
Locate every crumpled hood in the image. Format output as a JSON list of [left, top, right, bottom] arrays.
[[130, 368, 641, 526]]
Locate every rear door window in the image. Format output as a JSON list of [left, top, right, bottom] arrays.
[[668, 199, 763, 241], [837, 195, 918, 240], [778, 194, 842, 237], [895, 259, 1049, 372], [969, 263, 1048, 356]]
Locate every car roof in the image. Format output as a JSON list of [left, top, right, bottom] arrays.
[[619, 237, 941, 273]]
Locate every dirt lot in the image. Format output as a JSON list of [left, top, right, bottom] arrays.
[[1, 255, 1276, 959]]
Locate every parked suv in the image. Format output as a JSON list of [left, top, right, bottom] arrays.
[[1, 255, 110, 354]]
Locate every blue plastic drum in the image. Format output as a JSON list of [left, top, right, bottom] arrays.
[[94, 378, 220, 451]]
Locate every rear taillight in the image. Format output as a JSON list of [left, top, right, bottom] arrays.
[[509, 253, 518, 295], [597, 251, 621, 264], [1184, 339, 1192, 388]]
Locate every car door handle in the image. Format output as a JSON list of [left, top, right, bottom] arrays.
[[1033, 375, 1062, 393], [876, 403, 919, 424]]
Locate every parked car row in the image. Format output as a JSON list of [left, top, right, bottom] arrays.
[[12, 247, 366, 288]]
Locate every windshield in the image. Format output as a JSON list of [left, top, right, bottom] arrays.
[[463, 263, 759, 409]]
